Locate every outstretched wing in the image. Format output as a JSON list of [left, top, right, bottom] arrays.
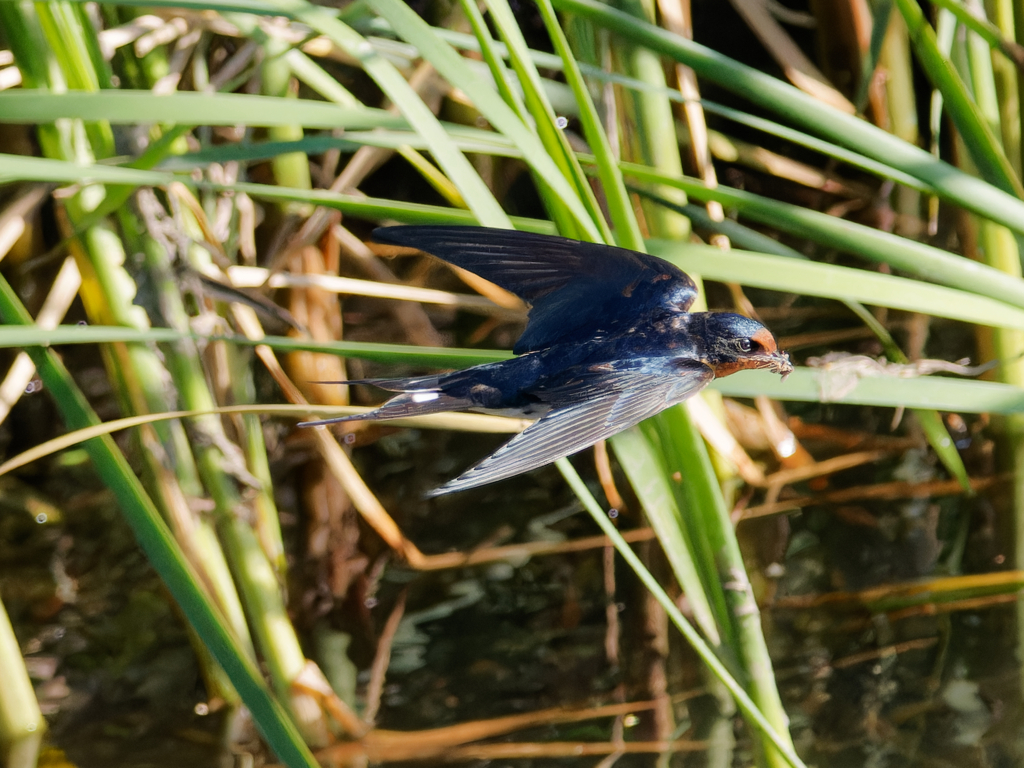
[[426, 359, 714, 496], [373, 226, 698, 354]]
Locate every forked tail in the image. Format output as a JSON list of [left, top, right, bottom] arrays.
[[297, 375, 472, 427]]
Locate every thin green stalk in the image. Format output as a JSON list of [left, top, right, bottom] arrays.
[[226, 342, 287, 577], [260, 33, 315, 217], [218, 517, 317, 735], [879, 9, 928, 248], [855, 0, 893, 111], [285, 47, 360, 107], [946, 2, 1024, 702], [0, 274, 318, 768], [894, 0, 1023, 195], [478, 0, 610, 241], [556, 459, 806, 768], [0, 89, 408, 129], [457, 0, 587, 237], [34, 2, 116, 151], [614, 161, 1024, 311], [0, 597, 44, 765], [535, 0, 644, 247], [456, 0, 526, 117], [607, 0, 689, 240], [610, 429, 724, 645], [551, 0, 1024, 237], [170, 208, 289, 584], [648, 406, 793, 768], [984, 0, 1021, 176], [363, 0, 601, 238], [457, 0, 578, 234], [930, 0, 1024, 88], [271, 0, 511, 229], [10, 1, 260, 715], [141, 222, 322, 740]]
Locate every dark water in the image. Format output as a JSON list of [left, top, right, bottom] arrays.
[[5, 417, 1018, 767]]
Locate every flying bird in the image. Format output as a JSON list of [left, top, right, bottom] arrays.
[[300, 226, 792, 496]]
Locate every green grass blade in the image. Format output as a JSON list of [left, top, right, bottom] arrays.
[[0, 90, 406, 129], [0, 154, 554, 229], [644, 405, 791, 766], [556, 459, 807, 768], [269, 0, 511, 228], [929, 0, 1024, 69], [284, 47, 361, 107], [617, 162, 1024, 311], [0, 597, 45, 751], [164, 128, 519, 164], [455, 0, 581, 237], [455, 0, 524, 115], [0, 325, 511, 365], [0, 152, 175, 185], [551, 0, 1024, 237], [425, 25, 938, 192], [0, 277, 318, 768], [647, 240, 1024, 330], [893, 0, 1022, 196], [478, 0, 610, 241], [534, 0, 643, 248], [713, 367, 1024, 413], [225, 180, 549, 229], [914, 407, 972, 491], [366, 0, 602, 239], [610, 428, 723, 645]]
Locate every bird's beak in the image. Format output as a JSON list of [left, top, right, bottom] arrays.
[[714, 350, 794, 380], [756, 351, 794, 381]]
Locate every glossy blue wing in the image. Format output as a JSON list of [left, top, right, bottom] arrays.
[[373, 226, 698, 353], [426, 359, 713, 496]]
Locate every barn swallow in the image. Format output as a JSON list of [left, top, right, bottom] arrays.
[[300, 226, 792, 496]]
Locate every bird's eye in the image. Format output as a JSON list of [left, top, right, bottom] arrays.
[[737, 339, 753, 353]]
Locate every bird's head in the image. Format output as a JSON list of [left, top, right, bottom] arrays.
[[694, 312, 793, 379]]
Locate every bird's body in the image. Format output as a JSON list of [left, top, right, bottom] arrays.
[[300, 226, 792, 495]]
